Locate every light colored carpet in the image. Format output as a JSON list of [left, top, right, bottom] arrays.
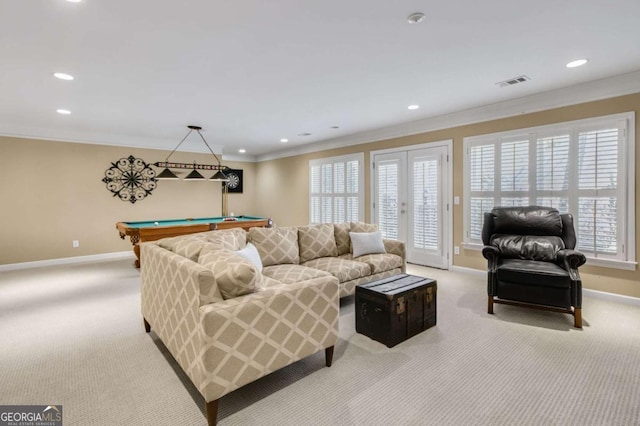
[[1, 260, 639, 425]]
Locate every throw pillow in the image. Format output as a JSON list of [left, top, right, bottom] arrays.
[[298, 224, 338, 263], [350, 231, 386, 258], [235, 242, 263, 272], [248, 227, 300, 266], [199, 245, 264, 300], [333, 222, 351, 255]]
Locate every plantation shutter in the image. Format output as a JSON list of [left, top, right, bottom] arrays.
[[577, 128, 619, 256], [468, 143, 495, 242], [536, 135, 570, 212], [412, 157, 439, 250], [377, 161, 399, 239], [309, 154, 363, 224]]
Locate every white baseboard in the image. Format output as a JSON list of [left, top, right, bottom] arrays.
[[0, 251, 135, 272], [449, 265, 640, 307]]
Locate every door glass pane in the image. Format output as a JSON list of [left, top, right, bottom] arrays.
[[378, 162, 399, 239], [413, 157, 439, 250]]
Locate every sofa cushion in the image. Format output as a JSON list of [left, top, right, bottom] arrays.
[[203, 228, 247, 251], [334, 222, 351, 255], [298, 223, 338, 263], [350, 231, 386, 258], [491, 234, 565, 262], [497, 258, 570, 289], [492, 206, 563, 236], [249, 227, 300, 266], [198, 246, 264, 299], [350, 221, 378, 233], [301, 257, 371, 283], [157, 234, 208, 261], [354, 253, 403, 274], [235, 242, 263, 272], [262, 264, 332, 284]]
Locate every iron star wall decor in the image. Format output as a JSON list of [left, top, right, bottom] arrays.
[[102, 155, 157, 203]]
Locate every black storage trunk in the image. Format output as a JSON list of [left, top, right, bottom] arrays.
[[355, 274, 437, 348]]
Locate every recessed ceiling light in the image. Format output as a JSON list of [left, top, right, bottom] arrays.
[[408, 105, 420, 110], [566, 59, 588, 68], [280, 138, 288, 143], [66, 0, 82, 3], [238, 149, 246, 153], [53, 72, 74, 81], [407, 13, 426, 24], [56, 109, 71, 115]]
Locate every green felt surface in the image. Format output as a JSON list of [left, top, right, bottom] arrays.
[[123, 216, 265, 228]]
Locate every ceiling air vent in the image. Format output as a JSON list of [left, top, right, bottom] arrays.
[[496, 75, 530, 88]]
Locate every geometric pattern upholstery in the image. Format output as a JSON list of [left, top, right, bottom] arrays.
[[298, 224, 338, 263], [157, 233, 208, 256], [262, 264, 333, 285], [196, 276, 339, 401], [198, 246, 264, 300], [333, 222, 351, 256], [339, 269, 401, 298], [141, 239, 339, 403], [301, 257, 371, 283], [203, 228, 247, 251], [350, 221, 378, 233], [354, 253, 403, 274], [171, 235, 210, 261], [249, 227, 300, 267]]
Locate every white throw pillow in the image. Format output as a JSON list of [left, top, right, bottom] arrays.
[[350, 231, 386, 258], [235, 242, 263, 272]]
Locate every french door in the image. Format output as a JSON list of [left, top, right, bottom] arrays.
[[373, 144, 450, 268]]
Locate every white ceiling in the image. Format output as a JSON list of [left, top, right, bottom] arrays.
[[1, 0, 640, 160]]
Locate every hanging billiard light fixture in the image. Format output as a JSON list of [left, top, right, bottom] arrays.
[[154, 125, 230, 182]]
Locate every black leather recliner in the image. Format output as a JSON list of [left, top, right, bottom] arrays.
[[482, 206, 586, 328]]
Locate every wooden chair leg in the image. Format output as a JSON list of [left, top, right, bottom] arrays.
[[325, 346, 334, 367], [143, 318, 151, 333], [206, 399, 219, 426], [574, 308, 582, 328], [488, 296, 494, 314]]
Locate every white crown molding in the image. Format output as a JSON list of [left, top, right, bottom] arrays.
[[0, 124, 224, 155], [222, 154, 258, 163], [257, 70, 640, 162], [0, 251, 135, 272]]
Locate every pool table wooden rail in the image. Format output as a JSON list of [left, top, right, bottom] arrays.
[[116, 217, 270, 267]]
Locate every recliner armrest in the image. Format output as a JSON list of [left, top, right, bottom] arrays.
[[557, 249, 586, 269], [482, 246, 501, 261]]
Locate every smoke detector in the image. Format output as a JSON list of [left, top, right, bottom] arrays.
[[407, 13, 426, 24]]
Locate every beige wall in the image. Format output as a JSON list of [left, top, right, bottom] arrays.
[[0, 137, 258, 264], [256, 93, 640, 298]]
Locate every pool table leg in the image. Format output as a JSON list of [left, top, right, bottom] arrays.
[[134, 244, 141, 268]]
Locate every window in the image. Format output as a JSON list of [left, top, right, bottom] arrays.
[[463, 112, 635, 270], [310, 153, 364, 224]]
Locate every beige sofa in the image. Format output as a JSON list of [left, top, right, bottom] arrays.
[[140, 222, 405, 425]]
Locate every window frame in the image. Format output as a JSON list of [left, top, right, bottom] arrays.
[[462, 112, 636, 270], [309, 153, 365, 224]]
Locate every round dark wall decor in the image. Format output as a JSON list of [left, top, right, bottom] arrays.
[[102, 155, 157, 203], [225, 168, 243, 193]]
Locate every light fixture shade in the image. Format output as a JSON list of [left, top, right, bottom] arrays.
[[184, 169, 206, 180], [209, 170, 230, 182], [155, 168, 180, 180]]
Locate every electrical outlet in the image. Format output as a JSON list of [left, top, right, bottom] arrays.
[[454, 246, 460, 255], [72, 240, 79, 248]]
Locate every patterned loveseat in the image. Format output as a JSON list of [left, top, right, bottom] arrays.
[[140, 222, 404, 425]]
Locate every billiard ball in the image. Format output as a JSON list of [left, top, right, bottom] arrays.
[[154, 221, 159, 226]]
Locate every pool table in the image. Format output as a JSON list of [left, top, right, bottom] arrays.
[[116, 215, 272, 267]]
